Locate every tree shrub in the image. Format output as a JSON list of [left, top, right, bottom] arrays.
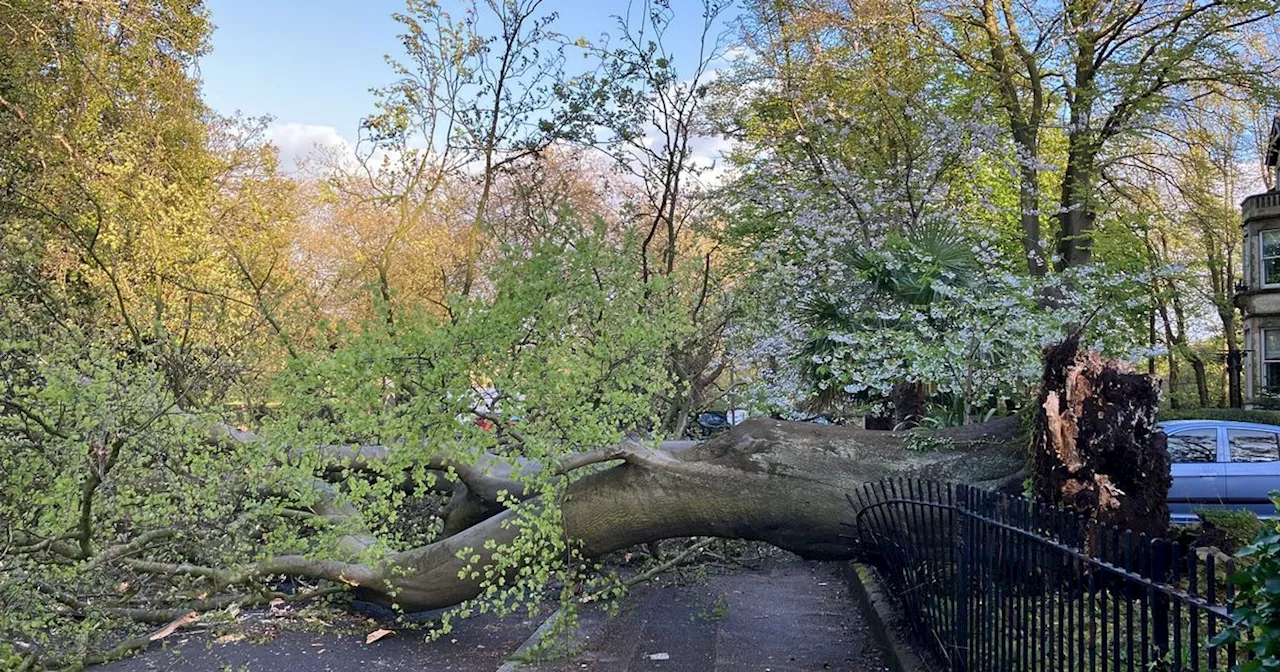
[[1158, 408, 1280, 426], [1194, 508, 1265, 553], [1211, 493, 1280, 670]]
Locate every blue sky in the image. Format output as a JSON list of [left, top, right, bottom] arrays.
[[199, 0, 740, 167], [200, 0, 403, 136]]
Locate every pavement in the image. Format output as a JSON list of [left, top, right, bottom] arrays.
[[101, 558, 887, 672], [517, 559, 888, 672], [98, 609, 541, 672]]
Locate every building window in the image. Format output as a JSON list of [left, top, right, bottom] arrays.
[[1262, 230, 1280, 285], [1265, 328, 1280, 394]]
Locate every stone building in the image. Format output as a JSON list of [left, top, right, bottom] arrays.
[[1236, 116, 1280, 408]]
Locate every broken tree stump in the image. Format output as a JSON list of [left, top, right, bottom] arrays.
[[1032, 336, 1171, 539]]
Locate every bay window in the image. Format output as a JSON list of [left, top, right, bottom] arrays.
[[1261, 229, 1280, 285], [1265, 328, 1280, 394]]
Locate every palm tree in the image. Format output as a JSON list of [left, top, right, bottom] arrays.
[[795, 223, 977, 425]]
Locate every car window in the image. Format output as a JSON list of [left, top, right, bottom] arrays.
[[1166, 429, 1217, 463], [1228, 429, 1280, 463]]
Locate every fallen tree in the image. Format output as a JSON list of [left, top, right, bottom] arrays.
[[2, 418, 1029, 668], [3, 337, 1171, 668], [191, 338, 1169, 613], [196, 416, 1029, 611]]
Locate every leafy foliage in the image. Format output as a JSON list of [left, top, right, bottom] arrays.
[[1194, 508, 1265, 553], [1212, 493, 1280, 670], [742, 215, 1150, 422], [1159, 408, 1280, 426], [902, 431, 957, 453]]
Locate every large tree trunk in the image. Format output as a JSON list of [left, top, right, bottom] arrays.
[[1189, 355, 1210, 409], [316, 418, 1030, 611], [890, 381, 927, 427], [1222, 309, 1243, 409], [1173, 290, 1211, 408], [1056, 144, 1097, 270], [1018, 161, 1048, 278], [184, 345, 1167, 616]]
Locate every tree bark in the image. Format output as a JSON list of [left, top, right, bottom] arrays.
[[1221, 308, 1243, 409], [1173, 289, 1211, 408], [1189, 355, 1210, 409], [890, 381, 927, 427], [1017, 150, 1048, 277], [1056, 140, 1097, 270], [1167, 351, 1181, 409], [294, 418, 1029, 611]]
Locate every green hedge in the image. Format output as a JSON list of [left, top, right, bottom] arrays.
[[1158, 408, 1280, 426], [1193, 508, 1265, 553]]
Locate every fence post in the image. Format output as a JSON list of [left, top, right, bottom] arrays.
[[1151, 537, 1170, 661], [954, 484, 970, 672]]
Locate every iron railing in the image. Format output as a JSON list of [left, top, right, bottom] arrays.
[[848, 479, 1245, 671]]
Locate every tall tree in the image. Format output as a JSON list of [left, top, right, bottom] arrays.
[[569, 0, 737, 436], [338, 0, 575, 324], [1176, 99, 1253, 408], [915, 0, 1280, 271], [726, 0, 988, 247], [0, 0, 252, 405], [1112, 93, 1268, 408]]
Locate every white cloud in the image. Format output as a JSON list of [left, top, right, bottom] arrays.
[[267, 122, 352, 172], [688, 133, 735, 187]]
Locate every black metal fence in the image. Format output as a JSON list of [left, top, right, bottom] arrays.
[[848, 479, 1245, 671]]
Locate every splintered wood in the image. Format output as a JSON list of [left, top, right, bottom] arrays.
[[1032, 337, 1170, 539]]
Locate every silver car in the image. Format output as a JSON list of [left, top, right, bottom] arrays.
[[1162, 419, 1280, 524]]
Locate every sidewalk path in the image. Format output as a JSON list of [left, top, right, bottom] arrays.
[[102, 558, 886, 671], [521, 560, 887, 672]]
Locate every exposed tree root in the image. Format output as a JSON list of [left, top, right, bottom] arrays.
[[1032, 336, 1170, 538]]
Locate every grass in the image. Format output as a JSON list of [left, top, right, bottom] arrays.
[[894, 570, 1238, 672]]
